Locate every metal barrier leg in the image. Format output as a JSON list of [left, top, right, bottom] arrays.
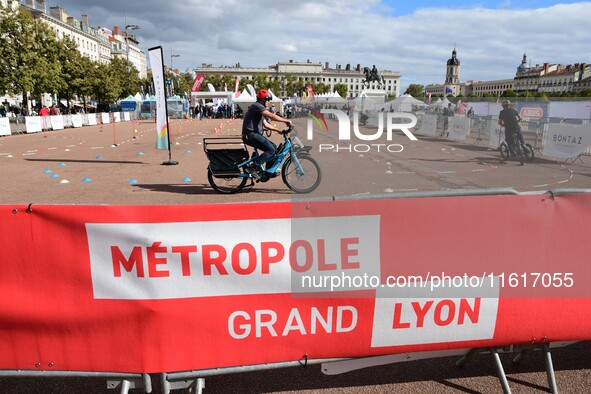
[[192, 378, 205, 394], [455, 348, 478, 367], [512, 348, 531, 364], [119, 379, 131, 394], [161, 373, 171, 394], [543, 344, 559, 394], [106, 374, 151, 393], [143, 373, 153, 393], [491, 348, 512, 394]]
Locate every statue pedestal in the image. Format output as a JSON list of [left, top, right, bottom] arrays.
[[359, 89, 387, 105]]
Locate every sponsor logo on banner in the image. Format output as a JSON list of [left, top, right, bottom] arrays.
[[192, 74, 205, 92], [519, 106, 544, 120], [86, 216, 381, 300], [371, 278, 500, 347]]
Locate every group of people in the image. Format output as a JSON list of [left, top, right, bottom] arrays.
[[37, 105, 61, 116], [191, 103, 232, 120]]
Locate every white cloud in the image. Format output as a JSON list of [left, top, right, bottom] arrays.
[[48, 1, 591, 91]]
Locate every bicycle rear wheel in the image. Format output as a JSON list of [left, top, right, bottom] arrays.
[[499, 143, 510, 161], [282, 155, 321, 193], [208, 168, 248, 194]]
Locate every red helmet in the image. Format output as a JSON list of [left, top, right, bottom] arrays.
[[256, 89, 272, 101]]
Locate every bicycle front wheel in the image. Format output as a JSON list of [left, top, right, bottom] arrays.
[[282, 155, 322, 193], [207, 168, 248, 194], [500, 143, 510, 161]]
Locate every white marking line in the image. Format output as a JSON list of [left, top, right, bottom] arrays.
[[91, 146, 105, 150], [22, 153, 36, 156], [48, 147, 57, 150], [26, 150, 38, 153], [66, 145, 77, 148], [0, 153, 12, 156]]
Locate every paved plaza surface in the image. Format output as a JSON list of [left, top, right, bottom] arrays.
[[1, 116, 590, 205], [1, 117, 590, 393]]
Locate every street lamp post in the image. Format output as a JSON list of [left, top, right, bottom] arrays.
[[125, 24, 140, 67], [170, 52, 180, 96], [124, 24, 140, 135]]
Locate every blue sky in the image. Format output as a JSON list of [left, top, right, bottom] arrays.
[[380, 0, 587, 15], [49, 1, 591, 92]]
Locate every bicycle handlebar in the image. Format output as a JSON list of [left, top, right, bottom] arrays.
[[281, 125, 294, 135]]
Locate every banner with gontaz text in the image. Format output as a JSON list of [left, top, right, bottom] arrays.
[[1, 192, 591, 374], [542, 123, 591, 159], [148, 46, 169, 150]]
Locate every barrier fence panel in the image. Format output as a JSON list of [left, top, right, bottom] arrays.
[[1, 189, 590, 393]]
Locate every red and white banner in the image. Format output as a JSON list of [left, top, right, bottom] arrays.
[[1, 193, 591, 374], [191, 73, 205, 92]]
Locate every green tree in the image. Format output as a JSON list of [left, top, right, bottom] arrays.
[[333, 83, 348, 98], [75, 56, 101, 108], [501, 89, 517, 97], [0, 6, 53, 110], [405, 83, 425, 98], [178, 71, 195, 96], [252, 73, 269, 90], [283, 73, 300, 97], [92, 62, 121, 105], [109, 56, 139, 98], [202, 73, 242, 94], [55, 36, 85, 107]]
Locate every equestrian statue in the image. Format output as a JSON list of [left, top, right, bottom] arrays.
[[363, 65, 386, 88]]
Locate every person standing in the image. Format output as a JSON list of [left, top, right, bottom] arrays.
[[442, 103, 454, 138]]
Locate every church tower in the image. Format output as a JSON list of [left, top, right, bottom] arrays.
[[445, 47, 461, 85], [517, 52, 529, 74]]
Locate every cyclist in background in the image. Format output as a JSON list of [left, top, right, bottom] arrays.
[[242, 90, 291, 177], [498, 99, 525, 155]]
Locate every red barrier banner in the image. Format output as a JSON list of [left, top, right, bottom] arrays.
[[1, 192, 590, 373]]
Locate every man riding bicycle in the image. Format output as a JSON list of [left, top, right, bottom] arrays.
[[242, 89, 291, 179], [498, 99, 525, 155]]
